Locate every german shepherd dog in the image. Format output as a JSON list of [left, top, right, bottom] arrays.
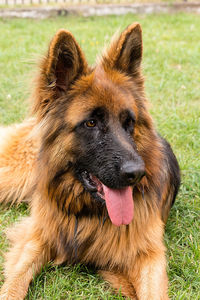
[[0, 23, 180, 299]]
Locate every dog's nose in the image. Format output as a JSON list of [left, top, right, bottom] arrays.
[[120, 161, 145, 184]]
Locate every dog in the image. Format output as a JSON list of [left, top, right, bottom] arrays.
[[0, 23, 180, 299]]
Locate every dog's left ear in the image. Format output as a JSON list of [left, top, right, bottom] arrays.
[[102, 23, 142, 77]]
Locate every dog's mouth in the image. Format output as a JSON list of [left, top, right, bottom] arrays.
[[81, 171, 104, 199], [81, 171, 134, 227]]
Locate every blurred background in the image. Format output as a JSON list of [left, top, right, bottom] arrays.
[[0, 0, 197, 7]]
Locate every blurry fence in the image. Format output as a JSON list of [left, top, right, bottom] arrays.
[[1, 0, 135, 5]]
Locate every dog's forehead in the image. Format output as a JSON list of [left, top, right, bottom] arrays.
[[66, 68, 138, 126]]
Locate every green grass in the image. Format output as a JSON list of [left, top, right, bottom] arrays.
[[0, 13, 200, 299]]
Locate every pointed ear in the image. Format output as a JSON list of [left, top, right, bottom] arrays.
[[33, 29, 88, 118], [45, 29, 88, 92], [102, 23, 142, 76]]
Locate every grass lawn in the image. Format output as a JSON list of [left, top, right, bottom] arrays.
[[0, 13, 200, 299]]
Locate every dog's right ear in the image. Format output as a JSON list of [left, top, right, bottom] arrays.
[[33, 29, 88, 118]]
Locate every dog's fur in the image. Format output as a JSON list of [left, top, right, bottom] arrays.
[[0, 23, 180, 299]]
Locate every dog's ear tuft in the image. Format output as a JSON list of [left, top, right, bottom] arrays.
[[102, 23, 142, 77], [33, 30, 88, 119]]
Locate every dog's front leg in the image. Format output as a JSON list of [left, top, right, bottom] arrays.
[[99, 270, 137, 299], [130, 250, 169, 300], [126, 251, 169, 300], [0, 220, 50, 300]]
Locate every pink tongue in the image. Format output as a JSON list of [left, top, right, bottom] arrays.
[[102, 185, 134, 227]]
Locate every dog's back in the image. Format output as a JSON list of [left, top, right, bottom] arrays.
[[0, 119, 37, 204]]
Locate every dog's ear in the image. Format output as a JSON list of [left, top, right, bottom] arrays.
[[102, 23, 142, 77], [33, 29, 88, 118], [45, 29, 88, 91]]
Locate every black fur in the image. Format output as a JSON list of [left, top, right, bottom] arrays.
[[74, 106, 145, 194]]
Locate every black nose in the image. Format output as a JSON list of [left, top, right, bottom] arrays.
[[120, 160, 145, 184]]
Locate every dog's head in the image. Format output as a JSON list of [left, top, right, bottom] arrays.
[[34, 24, 162, 226]]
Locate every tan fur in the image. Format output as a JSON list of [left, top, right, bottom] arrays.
[[0, 119, 38, 204], [0, 23, 178, 299]]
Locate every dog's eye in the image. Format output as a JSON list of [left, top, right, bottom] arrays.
[[124, 117, 134, 132], [85, 119, 97, 128]]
